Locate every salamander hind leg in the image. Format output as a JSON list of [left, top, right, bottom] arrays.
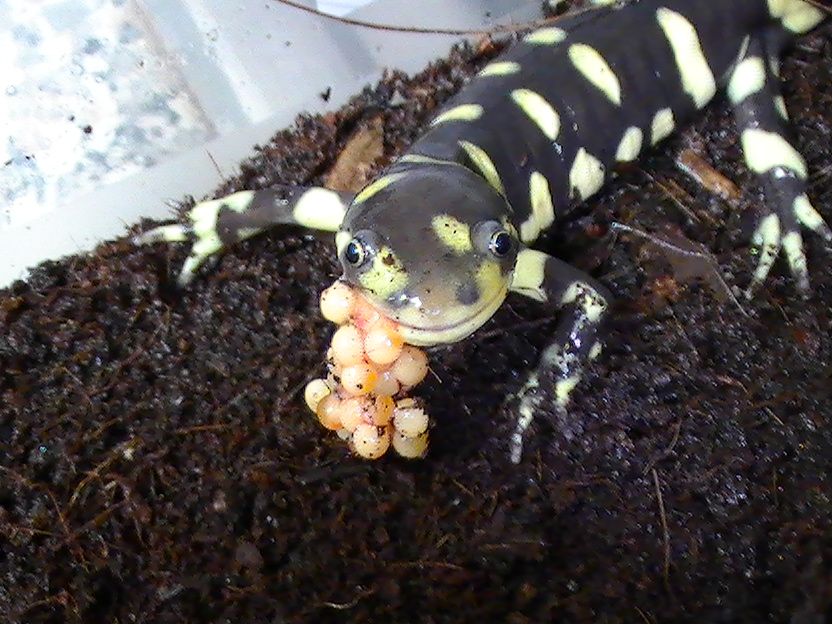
[[135, 186, 352, 286], [507, 249, 610, 463], [729, 33, 832, 298]]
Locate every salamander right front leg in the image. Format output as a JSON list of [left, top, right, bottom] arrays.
[[136, 186, 353, 286]]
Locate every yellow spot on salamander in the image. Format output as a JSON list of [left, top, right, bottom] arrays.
[[475, 260, 502, 299], [768, 0, 825, 33], [555, 375, 581, 407], [523, 27, 567, 45], [511, 89, 561, 141], [615, 126, 643, 162], [398, 154, 462, 167], [774, 95, 788, 119], [727, 57, 766, 104], [520, 171, 556, 243], [358, 245, 409, 300], [354, 172, 408, 204], [478, 61, 521, 77], [432, 214, 473, 254], [650, 108, 675, 144], [292, 187, 348, 232], [510, 248, 549, 302], [568, 148, 605, 201], [560, 281, 606, 322], [237, 227, 262, 240], [215, 190, 255, 214], [458, 140, 505, 196], [782, 4, 824, 34], [656, 8, 716, 109], [782, 230, 807, 283], [530, 172, 555, 227], [793, 194, 825, 232], [431, 104, 484, 126], [741, 128, 807, 178], [568, 43, 622, 106]]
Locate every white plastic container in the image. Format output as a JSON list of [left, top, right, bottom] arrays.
[[0, 0, 541, 287]]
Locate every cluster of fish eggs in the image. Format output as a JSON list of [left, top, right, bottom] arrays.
[[303, 282, 431, 459]]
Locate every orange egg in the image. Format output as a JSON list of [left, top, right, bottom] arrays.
[[364, 323, 404, 365], [374, 368, 400, 397], [340, 363, 378, 396], [338, 396, 373, 432], [391, 430, 429, 458], [372, 396, 396, 426], [330, 324, 364, 367], [303, 378, 331, 413], [391, 345, 429, 387], [315, 281, 434, 459], [392, 400, 429, 438], [315, 394, 343, 430], [351, 424, 391, 459], [319, 281, 355, 324]]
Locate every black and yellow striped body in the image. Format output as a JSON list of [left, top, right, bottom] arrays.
[[138, 0, 831, 462], [402, 1, 770, 235], [385, 0, 825, 245]]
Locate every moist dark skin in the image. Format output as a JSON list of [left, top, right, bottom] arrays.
[[336, 165, 518, 347]]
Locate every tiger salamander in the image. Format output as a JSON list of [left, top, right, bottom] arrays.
[[138, 0, 832, 462]]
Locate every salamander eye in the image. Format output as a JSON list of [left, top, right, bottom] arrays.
[[489, 231, 512, 257], [472, 220, 516, 260], [344, 239, 366, 266]]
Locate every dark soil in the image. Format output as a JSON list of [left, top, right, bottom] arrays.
[[2, 10, 832, 624]]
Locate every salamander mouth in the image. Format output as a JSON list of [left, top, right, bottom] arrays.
[[382, 283, 510, 347]]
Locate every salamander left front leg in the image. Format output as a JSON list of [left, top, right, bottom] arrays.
[[729, 32, 832, 297], [508, 249, 610, 463]]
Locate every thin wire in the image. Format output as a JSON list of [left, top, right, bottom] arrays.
[[272, 0, 586, 36], [278, 0, 832, 36]]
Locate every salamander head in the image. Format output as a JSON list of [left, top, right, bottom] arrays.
[[336, 165, 518, 346]]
